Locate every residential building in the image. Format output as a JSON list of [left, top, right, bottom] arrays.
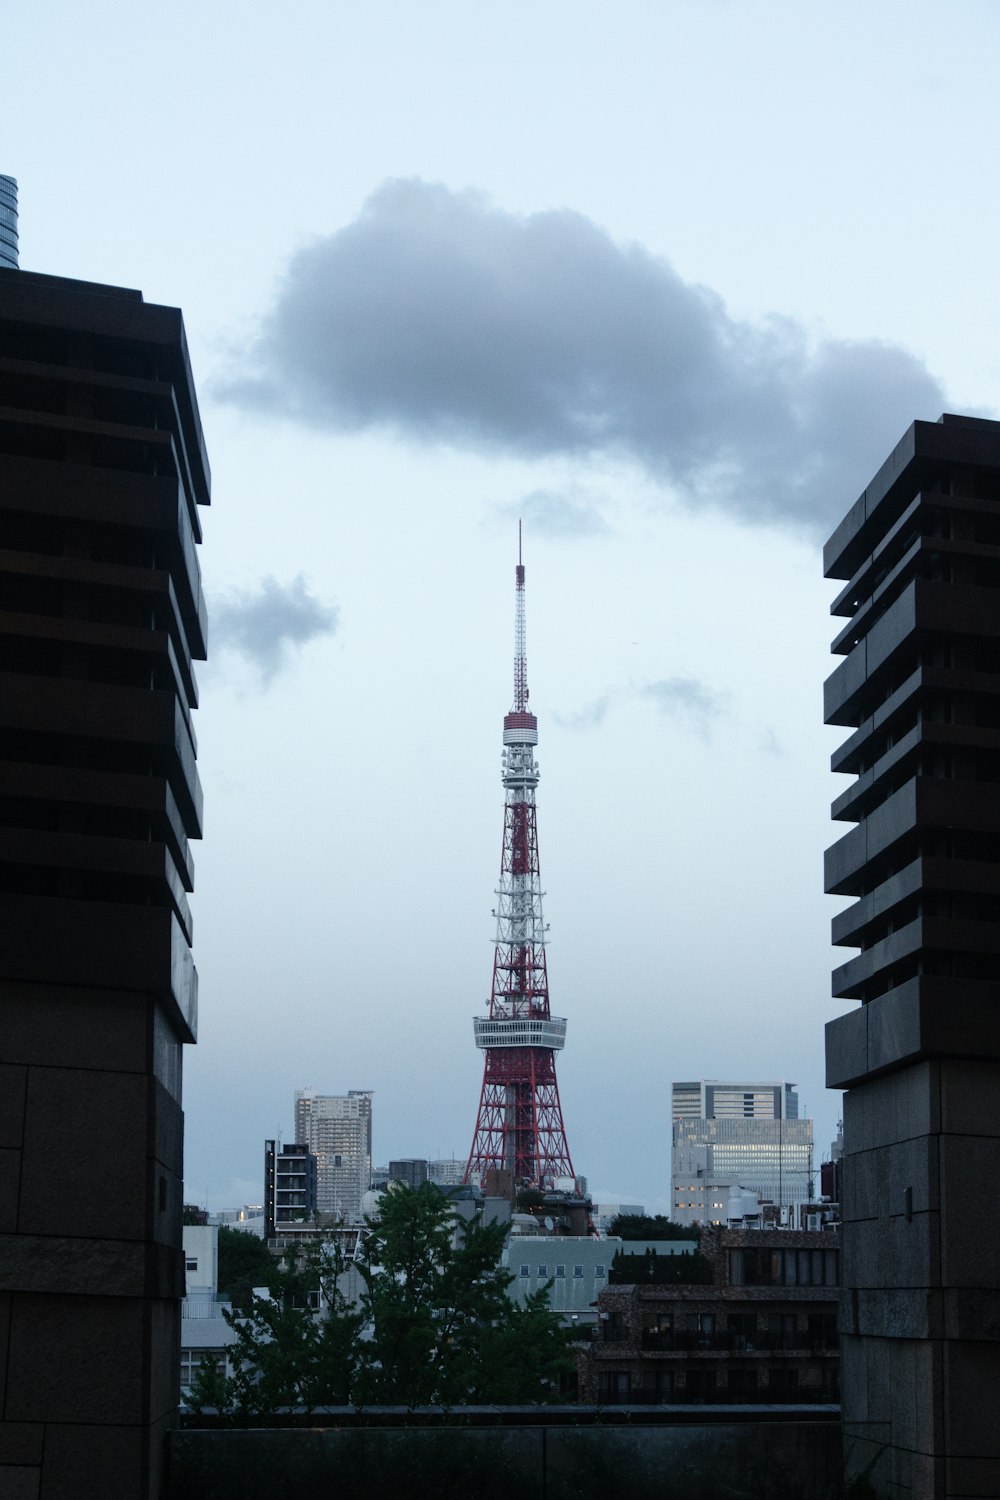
[[264, 1139, 318, 1237], [580, 1227, 840, 1405], [294, 1089, 373, 1223], [671, 1081, 813, 1226], [428, 1157, 465, 1187], [180, 1225, 236, 1399], [825, 412, 1000, 1493], [0, 204, 209, 1497]]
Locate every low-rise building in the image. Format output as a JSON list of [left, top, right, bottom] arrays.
[[580, 1226, 840, 1405], [502, 1236, 621, 1333], [180, 1225, 237, 1398]]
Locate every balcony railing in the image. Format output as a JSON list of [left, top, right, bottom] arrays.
[[639, 1330, 838, 1354]]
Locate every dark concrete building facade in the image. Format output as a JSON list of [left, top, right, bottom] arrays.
[[825, 414, 1000, 1497], [0, 265, 209, 1497]]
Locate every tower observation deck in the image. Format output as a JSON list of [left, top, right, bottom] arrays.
[[465, 530, 574, 1188]]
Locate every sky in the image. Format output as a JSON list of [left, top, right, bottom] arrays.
[[7, 0, 1000, 1213]]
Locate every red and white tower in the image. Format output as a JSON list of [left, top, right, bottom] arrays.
[[465, 529, 575, 1189]]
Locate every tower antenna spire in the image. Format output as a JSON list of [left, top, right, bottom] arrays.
[[465, 530, 574, 1190]]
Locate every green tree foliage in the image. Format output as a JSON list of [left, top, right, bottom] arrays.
[[216, 1225, 281, 1310], [195, 1184, 573, 1416], [356, 1182, 572, 1406], [189, 1237, 363, 1416], [608, 1214, 697, 1241], [609, 1247, 714, 1285]]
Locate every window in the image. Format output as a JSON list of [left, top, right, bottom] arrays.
[[180, 1349, 225, 1390], [519, 1264, 530, 1278], [537, 1264, 548, 1278], [684, 1368, 716, 1399], [595, 1264, 606, 1278], [185, 1258, 198, 1272], [555, 1265, 566, 1278], [598, 1371, 630, 1405], [573, 1265, 584, 1278]]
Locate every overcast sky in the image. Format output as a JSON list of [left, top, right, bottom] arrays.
[[7, 0, 1000, 1212]]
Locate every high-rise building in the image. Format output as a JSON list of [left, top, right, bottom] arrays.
[[672, 1080, 799, 1121], [825, 413, 1000, 1494], [465, 532, 574, 1188], [428, 1158, 465, 1187], [264, 1139, 318, 1238], [294, 1089, 373, 1222], [0, 184, 209, 1498], [0, 175, 18, 269], [670, 1081, 812, 1227]]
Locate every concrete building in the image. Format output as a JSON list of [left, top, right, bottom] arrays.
[[592, 1202, 645, 1235], [264, 1139, 318, 1237], [388, 1158, 428, 1188], [428, 1157, 466, 1187], [672, 1080, 800, 1120], [671, 1082, 813, 1226], [180, 1225, 235, 1399], [503, 1236, 621, 1333], [0, 194, 209, 1498], [294, 1089, 373, 1223], [580, 1227, 840, 1405], [825, 413, 1000, 1496]]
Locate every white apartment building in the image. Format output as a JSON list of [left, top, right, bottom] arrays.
[[294, 1089, 373, 1224], [180, 1225, 236, 1396]]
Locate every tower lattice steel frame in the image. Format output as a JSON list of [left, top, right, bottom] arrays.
[[465, 530, 574, 1188]]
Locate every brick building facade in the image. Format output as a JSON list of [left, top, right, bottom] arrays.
[[580, 1228, 840, 1405]]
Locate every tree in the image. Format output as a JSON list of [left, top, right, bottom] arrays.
[[608, 1213, 697, 1241], [355, 1182, 572, 1406], [194, 1184, 573, 1415], [189, 1237, 363, 1416], [217, 1225, 281, 1310], [609, 1247, 714, 1285]]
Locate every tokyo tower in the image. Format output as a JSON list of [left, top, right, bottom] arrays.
[[465, 528, 575, 1189]]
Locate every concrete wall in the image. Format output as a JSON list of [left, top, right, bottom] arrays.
[[168, 1415, 841, 1500]]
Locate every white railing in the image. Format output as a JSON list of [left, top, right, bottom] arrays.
[[473, 1016, 566, 1051]]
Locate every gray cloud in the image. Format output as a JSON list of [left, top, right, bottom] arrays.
[[553, 693, 613, 730], [220, 179, 948, 535], [639, 677, 728, 736], [503, 487, 611, 539], [211, 575, 339, 685], [555, 677, 727, 737]]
